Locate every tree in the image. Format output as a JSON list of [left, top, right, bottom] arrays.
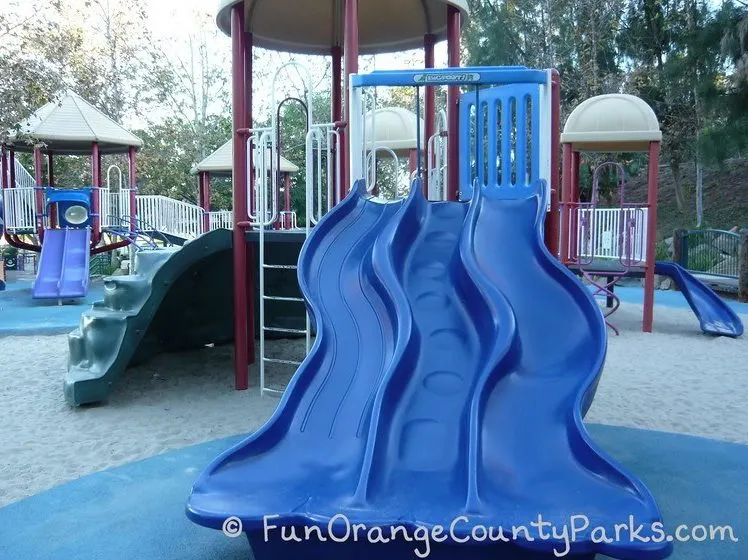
[[135, 114, 232, 206]]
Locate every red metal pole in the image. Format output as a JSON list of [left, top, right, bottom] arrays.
[[424, 34, 436, 199], [48, 153, 58, 228], [232, 4, 250, 390], [642, 141, 660, 333], [244, 28, 256, 368], [33, 147, 45, 241], [47, 153, 54, 187], [560, 143, 572, 264], [446, 6, 461, 202], [128, 146, 137, 235], [408, 149, 417, 175], [570, 150, 581, 261], [91, 143, 101, 246], [343, 0, 359, 197], [332, 46, 343, 206], [199, 171, 211, 233], [544, 70, 561, 257]]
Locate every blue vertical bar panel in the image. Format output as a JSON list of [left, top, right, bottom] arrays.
[[500, 91, 512, 188], [487, 96, 498, 189], [515, 93, 527, 187], [459, 83, 541, 199]]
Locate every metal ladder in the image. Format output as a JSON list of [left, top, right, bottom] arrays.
[[255, 62, 342, 396], [254, 123, 314, 396]]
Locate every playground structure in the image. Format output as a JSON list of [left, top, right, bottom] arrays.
[[560, 94, 743, 337], [1, 91, 141, 299], [179, 0, 747, 557], [186, 64, 676, 560], [192, 139, 299, 231]]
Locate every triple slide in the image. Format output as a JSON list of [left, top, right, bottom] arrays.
[[186, 181, 672, 560]]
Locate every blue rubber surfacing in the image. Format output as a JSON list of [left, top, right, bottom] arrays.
[[0, 424, 744, 560], [0, 279, 105, 336]]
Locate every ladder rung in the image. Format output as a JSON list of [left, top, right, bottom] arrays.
[[263, 357, 302, 366], [262, 295, 304, 302], [263, 264, 297, 270], [263, 327, 307, 335]]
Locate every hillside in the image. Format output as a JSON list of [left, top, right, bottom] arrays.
[[625, 159, 748, 240]]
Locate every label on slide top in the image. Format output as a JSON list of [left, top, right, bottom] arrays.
[[414, 72, 481, 84]]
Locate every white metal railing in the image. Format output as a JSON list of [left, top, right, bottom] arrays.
[[12, 158, 36, 190], [137, 195, 204, 240], [209, 210, 233, 231], [2, 187, 38, 232], [305, 123, 340, 225], [100, 188, 134, 227], [575, 207, 649, 262], [427, 109, 448, 201], [279, 210, 298, 230]]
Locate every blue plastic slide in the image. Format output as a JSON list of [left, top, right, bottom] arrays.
[[655, 261, 743, 337], [32, 228, 90, 299], [186, 180, 671, 560]]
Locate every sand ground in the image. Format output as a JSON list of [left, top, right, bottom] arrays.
[[0, 303, 746, 508]]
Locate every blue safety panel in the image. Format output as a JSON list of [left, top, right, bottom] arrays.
[[186, 179, 671, 560], [459, 83, 541, 201], [351, 66, 548, 88]]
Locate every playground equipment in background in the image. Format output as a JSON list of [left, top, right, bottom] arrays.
[[576, 162, 643, 334], [561, 94, 743, 337], [219, 0, 477, 392], [1, 91, 141, 300], [187, 67, 672, 560], [192, 139, 299, 232], [66, 229, 234, 406], [364, 106, 425, 196], [32, 188, 92, 299]]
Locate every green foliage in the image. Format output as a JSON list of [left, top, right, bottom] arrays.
[[135, 114, 231, 205]]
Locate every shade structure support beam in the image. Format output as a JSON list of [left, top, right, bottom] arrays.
[[332, 46, 343, 206], [33, 147, 46, 242], [643, 141, 660, 333], [231, 4, 252, 391], [544, 70, 561, 257], [128, 146, 137, 237]]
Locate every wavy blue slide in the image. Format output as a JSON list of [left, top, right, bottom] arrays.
[[654, 261, 743, 337], [187, 180, 672, 560]]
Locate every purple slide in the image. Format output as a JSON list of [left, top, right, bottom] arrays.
[[32, 228, 91, 300]]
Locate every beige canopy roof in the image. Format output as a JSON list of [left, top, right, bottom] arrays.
[[192, 139, 300, 176], [5, 91, 143, 155], [217, 0, 469, 55], [561, 94, 662, 153], [365, 107, 425, 156]]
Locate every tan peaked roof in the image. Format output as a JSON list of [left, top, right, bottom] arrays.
[[365, 107, 424, 156], [561, 94, 662, 153], [6, 91, 143, 155], [192, 139, 300, 176], [217, 0, 469, 55]]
